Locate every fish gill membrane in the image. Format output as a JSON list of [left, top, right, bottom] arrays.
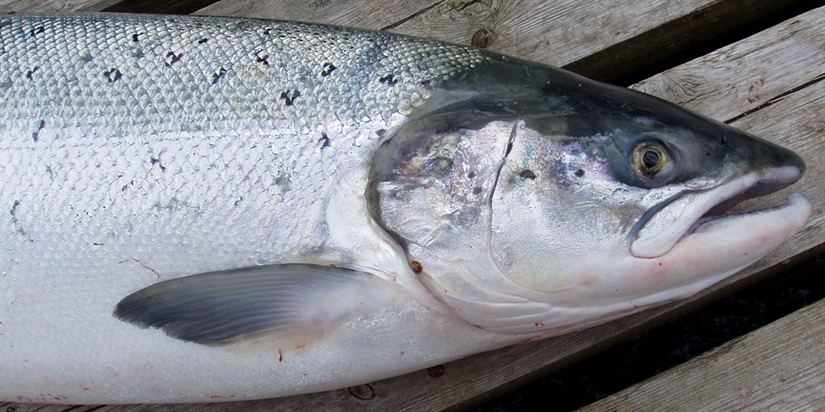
[[0, 13, 812, 403]]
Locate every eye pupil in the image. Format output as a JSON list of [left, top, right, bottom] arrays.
[[631, 141, 670, 179], [642, 150, 660, 168]]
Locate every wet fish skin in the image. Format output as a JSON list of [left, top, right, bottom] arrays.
[[0, 13, 811, 404]]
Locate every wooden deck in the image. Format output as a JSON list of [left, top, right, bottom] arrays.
[[582, 298, 825, 411], [1, 0, 823, 410]]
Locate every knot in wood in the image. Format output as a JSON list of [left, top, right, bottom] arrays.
[[471, 28, 492, 48]]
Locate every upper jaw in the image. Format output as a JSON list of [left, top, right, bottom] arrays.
[[629, 165, 806, 259]]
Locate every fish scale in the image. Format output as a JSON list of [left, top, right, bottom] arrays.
[[0, 14, 482, 131], [0, 13, 484, 277]]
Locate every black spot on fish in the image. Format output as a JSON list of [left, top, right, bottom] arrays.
[[80, 53, 93, 63], [198, 38, 209, 44], [375, 129, 385, 137], [473, 186, 483, 195], [32, 120, 45, 142], [132, 33, 142, 42], [575, 169, 585, 177], [104, 68, 122, 83], [255, 51, 270, 67], [467, 171, 476, 178], [9, 200, 32, 242], [165, 51, 183, 67], [318, 132, 331, 149], [280, 90, 300, 106], [720, 133, 729, 147], [275, 173, 291, 192], [25, 66, 39, 80], [29, 26, 44, 36], [519, 169, 537, 180], [151, 151, 167, 172], [321, 62, 336, 76], [211, 67, 227, 85], [379, 74, 398, 86]]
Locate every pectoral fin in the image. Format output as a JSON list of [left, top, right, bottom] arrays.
[[114, 264, 391, 349]]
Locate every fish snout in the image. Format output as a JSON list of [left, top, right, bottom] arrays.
[[724, 128, 806, 179]]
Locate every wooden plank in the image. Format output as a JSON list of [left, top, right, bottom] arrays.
[[389, 0, 815, 81], [632, 9, 825, 123], [0, 0, 114, 12], [0, 0, 222, 13], [581, 298, 825, 411], [1, 3, 823, 412], [196, 0, 443, 31], [564, 0, 818, 82], [96, 0, 221, 14], [197, 0, 813, 82]]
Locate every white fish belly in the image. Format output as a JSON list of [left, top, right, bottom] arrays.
[[2, 269, 504, 403]]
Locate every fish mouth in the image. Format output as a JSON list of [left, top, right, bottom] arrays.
[[683, 173, 800, 238], [630, 166, 810, 259]]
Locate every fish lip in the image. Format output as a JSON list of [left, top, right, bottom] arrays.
[[681, 167, 802, 238], [629, 165, 804, 258]]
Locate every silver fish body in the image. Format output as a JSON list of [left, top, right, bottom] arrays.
[[0, 13, 811, 403]]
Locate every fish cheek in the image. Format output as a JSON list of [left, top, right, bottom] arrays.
[[488, 127, 636, 292]]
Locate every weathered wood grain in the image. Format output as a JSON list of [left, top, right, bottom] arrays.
[[633, 9, 825, 123], [389, 0, 815, 81], [581, 297, 825, 411], [0, 0, 201, 14], [0, 0, 229, 14], [564, 0, 818, 82], [0, 0, 113, 12], [0, 0, 221, 13], [196, 0, 813, 82], [1, 3, 823, 412], [196, 0, 443, 31]]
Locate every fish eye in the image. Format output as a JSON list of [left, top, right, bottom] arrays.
[[632, 140, 671, 178]]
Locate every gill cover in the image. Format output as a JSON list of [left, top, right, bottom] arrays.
[[368, 103, 555, 333]]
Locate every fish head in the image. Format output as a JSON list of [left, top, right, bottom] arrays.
[[368, 59, 811, 336]]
